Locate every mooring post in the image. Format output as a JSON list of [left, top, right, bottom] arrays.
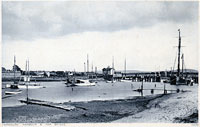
[[151, 89, 154, 94], [164, 83, 167, 94], [141, 78, 143, 91]]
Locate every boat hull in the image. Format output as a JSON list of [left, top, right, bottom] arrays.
[[5, 90, 22, 95], [6, 83, 43, 89], [18, 84, 43, 89], [65, 79, 96, 87]]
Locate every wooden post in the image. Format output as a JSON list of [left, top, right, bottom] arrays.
[[141, 79, 143, 91], [164, 83, 167, 94]]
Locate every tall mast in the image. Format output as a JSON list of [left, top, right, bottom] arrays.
[[28, 59, 30, 82], [25, 60, 27, 74], [26, 60, 29, 102], [112, 56, 114, 70], [14, 55, 16, 83], [182, 54, 184, 77], [25, 60, 27, 80], [95, 67, 97, 74], [124, 58, 126, 78], [25, 60, 30, 102], [91, 62, 93, 72], [177, 29, 181, 77], [84, 62, 86, 73], [87, 54, 89, 72]]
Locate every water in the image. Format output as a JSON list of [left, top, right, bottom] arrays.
[[2, 81, 184, 107]]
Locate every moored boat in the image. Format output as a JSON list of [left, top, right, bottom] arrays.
[[170, 29, 189, 85], [6, 56, 20, 89], [18, 83, 43, 89], [65, 79, 95, 87], [5, 90, 22, 95]]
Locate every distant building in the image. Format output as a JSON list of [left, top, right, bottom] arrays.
[[56, 71, 65, 77], [2, 70, 21, 78], [34, 71, 46, 77], [2, 66, 21, 79], [113, 71, 122, 80], [102, 66, 115, 81]]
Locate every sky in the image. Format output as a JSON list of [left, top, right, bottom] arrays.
[[2, 1, 199, 72]]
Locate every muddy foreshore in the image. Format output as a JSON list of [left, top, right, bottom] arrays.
[[2, 91, 198, 123], [2, 94, 168, 123]]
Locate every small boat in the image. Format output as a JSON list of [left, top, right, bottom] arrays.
[[66, 79, 95, 87], [18, 83, 43, 89], [5, 90, 22, 95], [7, 56, 20, 89], [17, 60, 44, 89], [160, 77, 170, 83], [133, 89, 143, 92], [6, 83, 19, 89]]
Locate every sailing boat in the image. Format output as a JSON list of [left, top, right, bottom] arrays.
[[65, 72, 95, 87], [170, 29, 188, 85], [18, 60, 43, 89], [6, 56, 19, 89]]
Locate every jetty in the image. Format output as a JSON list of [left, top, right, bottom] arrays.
[[133, 88, 191, 92], [20, 99, 75, 111]]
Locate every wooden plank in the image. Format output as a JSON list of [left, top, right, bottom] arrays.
[[20, 99, 75, 111]]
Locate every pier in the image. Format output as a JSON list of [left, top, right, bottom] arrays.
[[20, 99, 75, 111]]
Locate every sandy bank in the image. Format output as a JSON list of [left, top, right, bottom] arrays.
[[3, 94, 166, 123], [113, 85, 198, 123]]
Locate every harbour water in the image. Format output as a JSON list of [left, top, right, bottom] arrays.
[[2, 81, 187, 107]]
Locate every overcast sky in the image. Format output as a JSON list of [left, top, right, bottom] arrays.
[[2, 1, 199, 72]]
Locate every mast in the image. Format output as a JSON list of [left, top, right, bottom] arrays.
[[91, 63, 93, 79], [177, 29, 181, 77], [26, 60, 29, 102], [95, 67, 97, 79], [112, 56, 114, 70], [182, 54, 184, 77], [28, 59, 30, 83], [112, 56, 115, 82], [95, 67, 97, 74], [91, 63, 93, 72], [124, 58, 126, 78], [87, 54, 89, 72], [14, 56, 16, 84], [84, 62, 86, 73]]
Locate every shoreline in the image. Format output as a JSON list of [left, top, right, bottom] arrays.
[[113, 85, 198, 123], [0, 93, 182, 123], [2, 85, 198, 123]]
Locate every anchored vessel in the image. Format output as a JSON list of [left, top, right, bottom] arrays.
[[18, 60, 43, 89], [6, 59, 43, 89], [6, 56, 19, 89], [170, 29, 189, 85], [65, 78, 95, 87]]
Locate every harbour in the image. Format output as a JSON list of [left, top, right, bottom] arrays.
[[2, 81, 198, 123], [2, 1, 199, 125], [2, 79, 198, 123], [2, 81, 181, 107], [2, 28, 198, 123]]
